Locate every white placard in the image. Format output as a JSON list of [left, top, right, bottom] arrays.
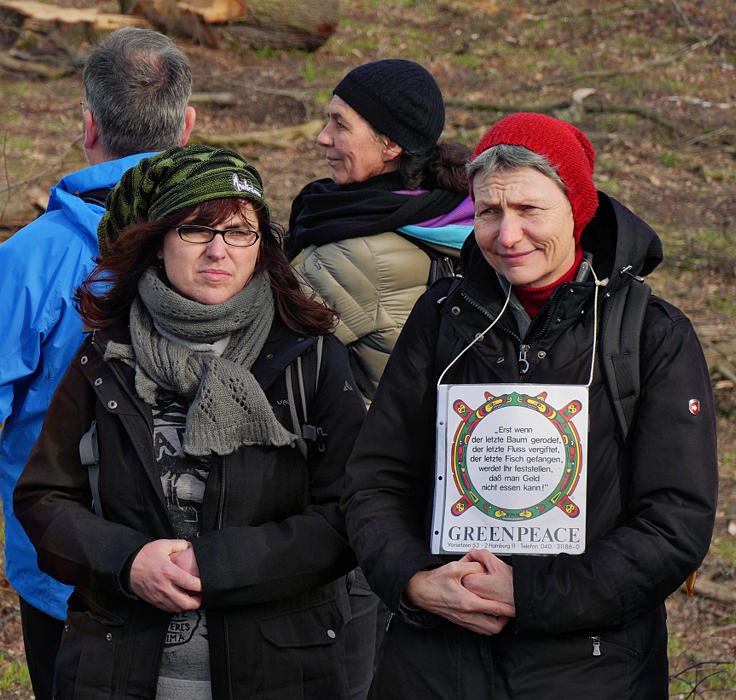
[[432, 383, 588, 555]]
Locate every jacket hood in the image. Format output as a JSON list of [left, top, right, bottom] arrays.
[[460, 191, 663, 294], [46, 153, 156, 245]]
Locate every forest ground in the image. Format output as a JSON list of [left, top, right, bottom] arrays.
[[0, 0, 734, 697]]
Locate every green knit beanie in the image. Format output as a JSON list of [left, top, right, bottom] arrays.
[[98, 145, 270, 257]]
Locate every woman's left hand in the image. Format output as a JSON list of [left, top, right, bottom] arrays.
[[460, 549, 515, 616], [170, 543, 201, 579]]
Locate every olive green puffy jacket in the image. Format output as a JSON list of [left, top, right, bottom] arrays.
[[294, 231, 431, 401]]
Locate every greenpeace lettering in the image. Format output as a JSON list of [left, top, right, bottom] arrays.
[[447, 525, 581, 543]]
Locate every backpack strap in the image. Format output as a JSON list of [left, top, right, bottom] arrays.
[[398, 234, 458, 286], [600, 279, 651, 441], [79, 420, 103, 517], [285, 335, 325, 460]]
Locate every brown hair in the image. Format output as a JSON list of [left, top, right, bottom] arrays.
[[398, 141, 472, 193], [76, 198, 336, 335]]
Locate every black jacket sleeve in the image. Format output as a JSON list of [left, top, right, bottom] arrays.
[[14, 341, 153, 596], [193, 335, 366, 607], [343, 290, 447, 611]]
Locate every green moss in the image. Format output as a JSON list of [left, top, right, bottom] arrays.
[[253, 46, 280, 59], [660, 152, 678, 167], [452, 53, 481, 70], [708, 294, 736, 316], [0, 82, 33, 96], [595, 178, 621, 195], [7, 136, 31, 150]]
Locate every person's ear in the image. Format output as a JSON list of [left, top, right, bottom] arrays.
[[83, 110, 99, 152], [382, 138, 402, 164], [180, 106, 197, 146]]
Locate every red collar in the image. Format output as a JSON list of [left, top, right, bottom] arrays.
[[514, 246, 584, 319]]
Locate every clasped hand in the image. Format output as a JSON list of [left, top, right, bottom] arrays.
[[404, 548, 515, 636], [129, 539, 202, 613]]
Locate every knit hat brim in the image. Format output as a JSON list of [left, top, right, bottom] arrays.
[[98, 145, 269, 257], [333, 59, 445, 153]]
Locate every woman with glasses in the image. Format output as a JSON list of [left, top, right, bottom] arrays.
[[14, 145, 366, 699]]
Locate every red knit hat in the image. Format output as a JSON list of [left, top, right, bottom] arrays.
[[470, 112, 598, 242]]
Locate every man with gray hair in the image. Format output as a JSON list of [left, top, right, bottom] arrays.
[[0, 27, 195, 699]]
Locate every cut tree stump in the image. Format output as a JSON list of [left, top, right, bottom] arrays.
[[131, 0, 247, 47]]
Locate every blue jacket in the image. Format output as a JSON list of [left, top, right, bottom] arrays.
[[0, 153, 153, 619]]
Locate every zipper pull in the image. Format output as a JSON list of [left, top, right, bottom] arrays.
[[385, 611, 394, 632], [619, 265, 644, 283], [591, 636, 601, 657], [315, 427, 327, 453], [518, 344, 530, 374]]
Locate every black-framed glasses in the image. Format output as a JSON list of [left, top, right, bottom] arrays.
[[176, 224, 260, 248]]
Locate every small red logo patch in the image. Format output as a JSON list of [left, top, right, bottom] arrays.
[[689, 399, 700, 415]]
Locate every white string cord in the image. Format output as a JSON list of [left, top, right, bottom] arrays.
[[437, 284, 512, 389], [437, 266, 606, 390], [585, 264, 607, 388]]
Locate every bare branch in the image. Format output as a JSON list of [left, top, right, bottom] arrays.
[[670, 0, 704, 42], [556, 30, 726, 84]]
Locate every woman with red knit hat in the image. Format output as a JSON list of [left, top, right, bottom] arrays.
[[342, 113, 717, 698]]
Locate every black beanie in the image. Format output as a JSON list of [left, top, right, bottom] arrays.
[[333, 59, 445, 153]]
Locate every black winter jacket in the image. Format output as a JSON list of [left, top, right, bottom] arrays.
[[342, 193, 718, 699], [15, 317, 366, 699]]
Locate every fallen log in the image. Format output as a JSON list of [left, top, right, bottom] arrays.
[[690, 575, 736, 606], [191, 119, 323, 148], [132, 0, 338, 51], [0, 0, 145, 31], [0, 51, 71, 77], [131, 0, 246, 47], [223, 0, 338, 51]]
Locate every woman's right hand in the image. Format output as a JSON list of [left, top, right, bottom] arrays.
[[404, 561, 514, 636], [129, 539, 202, 613]]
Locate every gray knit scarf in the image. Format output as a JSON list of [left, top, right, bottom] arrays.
[[105, 267, 297, 456]]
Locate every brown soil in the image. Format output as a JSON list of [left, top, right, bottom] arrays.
[[1, 0, 734, 697]]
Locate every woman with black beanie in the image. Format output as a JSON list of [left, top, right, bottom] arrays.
[[286, 59, 473, 699], [287, 58, 473, 403]]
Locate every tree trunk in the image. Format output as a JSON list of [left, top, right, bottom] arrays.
[[226, 0, 339, 50], [132, 0, 338, 50]]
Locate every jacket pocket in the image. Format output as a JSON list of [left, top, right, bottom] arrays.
[[255, 599, 350, 699], [495, 628, 654, 700], [54, 611, 118, 699]]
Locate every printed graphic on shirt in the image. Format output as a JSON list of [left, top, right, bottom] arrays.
[[153, 395, 211, 540], [152, 394, 212, 697], [166, 610, 204, 646], [158, 610, 211, 699]]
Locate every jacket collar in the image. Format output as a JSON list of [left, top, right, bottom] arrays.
[[90, 314, 318, 392]]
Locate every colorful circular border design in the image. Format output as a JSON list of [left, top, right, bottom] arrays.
[[450, 391, 583, 521]]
